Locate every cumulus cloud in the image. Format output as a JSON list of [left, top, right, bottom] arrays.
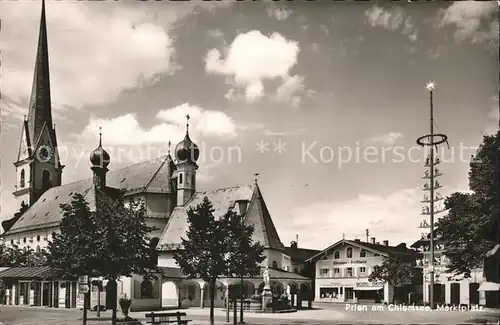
[[267, 7, 293, 21], [484, 98, 499, 135], [288, 184, 470, 250], [0, 1, 179, 110], [204, 30, 304, 105], [81, 104, 237, 146], [365, 5, 418, 42], [438, 1, 499, 45], [365, 132, 405, 145]]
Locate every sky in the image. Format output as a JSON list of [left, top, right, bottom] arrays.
[[0, 0, 498, 250]]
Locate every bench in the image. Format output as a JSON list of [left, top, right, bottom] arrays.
[[145, 312, 191, 325]]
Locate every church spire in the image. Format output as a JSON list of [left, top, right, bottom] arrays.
[[27, 0, 53, 144]]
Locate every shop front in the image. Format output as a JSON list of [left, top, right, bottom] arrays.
[[316, 279, 388, 303]]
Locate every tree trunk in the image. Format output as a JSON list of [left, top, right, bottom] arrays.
[[108, 278, 117, 325], [97, 283, 100, 318], [209, 279, 215, 325], [239, 276, 244, 323], [82, 290, 89, 325]]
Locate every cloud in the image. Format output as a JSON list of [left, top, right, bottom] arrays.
[[484, 98, 499, 135], [272, 75, 305, 107], [365, 132, 404, 145], [204, 30, 303, 105], [0, 1, 233, 111], [288, 184, 470, 250], [81, 104, 237, 146], [438, 1, 499, 45], [208, 29, 224, 39], [267, 7, 293, 21], [365, 5, 418, 42]]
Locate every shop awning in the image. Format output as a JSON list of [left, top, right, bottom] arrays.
[[354, 286, 384, 291], [0, 266, 53, 280], [478, 282, 500, 291]]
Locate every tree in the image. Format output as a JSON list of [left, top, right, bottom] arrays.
[[1, 201, 29, 233], [369, 255, 418, 288], [223, 212, 265, 323], [46, 192, 159, 325], [174, 197, 233, 325], [436, 131, 499, 277]]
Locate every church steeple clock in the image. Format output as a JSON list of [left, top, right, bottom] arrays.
[[13, 0, 64, 206]]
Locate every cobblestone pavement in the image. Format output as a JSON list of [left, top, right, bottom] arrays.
[[0, 304, 498, 325]]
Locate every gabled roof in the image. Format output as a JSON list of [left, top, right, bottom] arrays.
[[306, 239, 413, 262], [157, 183, 284, 250], [283, 246, 321, 262], [3, 156, 175, 235]]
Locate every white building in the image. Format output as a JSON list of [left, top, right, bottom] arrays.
[[412, 235, 497, 307], [0, 0, 312, 312], [306, 238, 415, 304]]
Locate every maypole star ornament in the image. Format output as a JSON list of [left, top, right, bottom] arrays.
[[425, 81, 436, 91]]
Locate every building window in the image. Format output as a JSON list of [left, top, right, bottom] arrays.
[[20, 169, 25, 188], [346, 267, 353, 277], [140, 279, 153, 299], [10, 239, 14, 245], [192, 174, 195, 187], [23, 237, 26, 243], [42, 170, 51, 190], [37, 235, 41, 242], [333, 268, 340, 277], [179, 173, 183, 185], [360, 249, 366, 258], [334, 251, 340, 259], [359, 267, 366, 276], [347, 247, 352, 258], [36, 246, 41, 253], [320, 268, 329, 277], [272, 261, 278, 269]]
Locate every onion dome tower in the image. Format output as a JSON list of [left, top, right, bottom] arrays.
[[90, 127, 110, 190], [175, 114, 199, 206]]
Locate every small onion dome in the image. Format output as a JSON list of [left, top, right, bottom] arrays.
[[175, 133, 199, 162], [90, 128, 110, 168], [90, 145, 110, 168]]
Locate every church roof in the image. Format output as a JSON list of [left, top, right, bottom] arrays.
[[157, 184, 285, 251], [3, 156, 175, 235]]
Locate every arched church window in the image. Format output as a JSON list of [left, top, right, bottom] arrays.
[[42, 170, 51, 190], [334, 251, 340, 259], [20, 169, 25, 188], [141, 279, 153, 298], [36, 246, 41, 253], [347, 247, 352, 258], [272, 261, 278, 269], [179, 173, 183, 185], [37, 235, 40, 242]]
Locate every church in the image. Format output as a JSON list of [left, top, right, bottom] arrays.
[[0, 0, 313, 311]]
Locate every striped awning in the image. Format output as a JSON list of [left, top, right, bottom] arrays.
[[0, 266, 53, 280]]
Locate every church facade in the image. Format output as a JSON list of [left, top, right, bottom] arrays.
[[0, 0, 312, 312]]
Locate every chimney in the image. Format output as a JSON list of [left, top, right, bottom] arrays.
[[236, 200, 249, 215], [383, 240, 389, 246], [370, 237, 376, 244]]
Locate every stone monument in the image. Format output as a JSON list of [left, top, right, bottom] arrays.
[[261, 267, 272, 311]]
